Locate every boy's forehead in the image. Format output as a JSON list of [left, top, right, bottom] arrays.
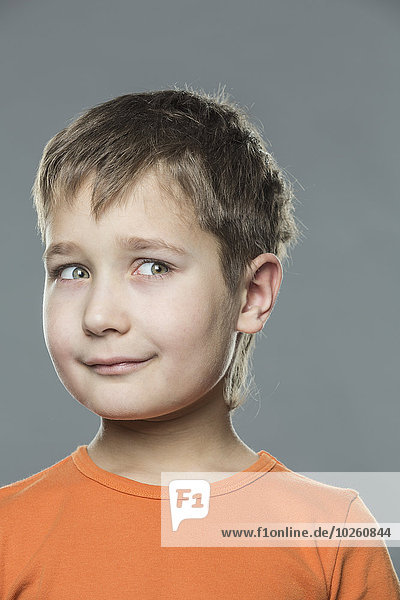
[[61, 171, 195, 224], [45, 173, 219, 259]]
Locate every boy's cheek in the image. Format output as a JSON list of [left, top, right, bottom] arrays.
[[43, 310, 73, 356], [45, 333, 70, 366]]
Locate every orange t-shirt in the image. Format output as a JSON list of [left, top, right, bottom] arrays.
[[0, 446, 399, 599]]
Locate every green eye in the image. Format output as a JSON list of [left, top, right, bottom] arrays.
[[64, 266, 89, 279], [136, 260, 170, 277], [49, 264, 89, 280]]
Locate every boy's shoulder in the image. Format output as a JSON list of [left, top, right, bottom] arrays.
[[270, 452, 359, 496], [0, 450, 75, 513], [266, 452, 362, 522]]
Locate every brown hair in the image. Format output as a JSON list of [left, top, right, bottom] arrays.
[[32, 85, 304, 412]]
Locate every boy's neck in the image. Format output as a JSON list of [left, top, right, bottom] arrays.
[[86, 382, 259, 484]]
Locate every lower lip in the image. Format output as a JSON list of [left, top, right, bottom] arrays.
[[89, 359, 153, 375]]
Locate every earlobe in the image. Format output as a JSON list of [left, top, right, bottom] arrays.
[[236, 305, 266, 334]]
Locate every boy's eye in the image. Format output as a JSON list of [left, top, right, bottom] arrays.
[[56, 265, 89, 280], [49, 259, 171, 281], [135, 260, 170, 278]]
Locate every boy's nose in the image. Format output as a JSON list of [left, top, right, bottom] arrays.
[[82, 286, 132, 336]]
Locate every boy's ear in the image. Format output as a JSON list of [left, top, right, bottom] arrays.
[[236, 253, 283, 334]]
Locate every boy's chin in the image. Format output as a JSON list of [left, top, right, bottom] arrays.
[[80, 396, 209, 423], [79, 399, 189, 422]]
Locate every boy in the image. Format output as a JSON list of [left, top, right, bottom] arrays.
[[1, 87, 399, 598]]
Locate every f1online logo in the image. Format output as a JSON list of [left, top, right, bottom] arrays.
[[169, 480, 210, 531]]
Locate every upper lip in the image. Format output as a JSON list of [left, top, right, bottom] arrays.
[[85, 356, 153, 366]]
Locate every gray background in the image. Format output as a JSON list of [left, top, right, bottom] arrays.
[[1, 0, 399, 575]]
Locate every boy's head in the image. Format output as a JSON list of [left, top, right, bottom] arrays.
[[33, 87, 302, 414]]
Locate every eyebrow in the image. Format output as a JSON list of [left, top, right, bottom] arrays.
[[42, 236, 189, 263]]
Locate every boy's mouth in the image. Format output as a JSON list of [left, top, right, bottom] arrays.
[[85, 357, 154, 375], [85, 355, 154, 366]]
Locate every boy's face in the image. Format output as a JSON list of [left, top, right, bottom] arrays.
[[42, 173, 239, 420]]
